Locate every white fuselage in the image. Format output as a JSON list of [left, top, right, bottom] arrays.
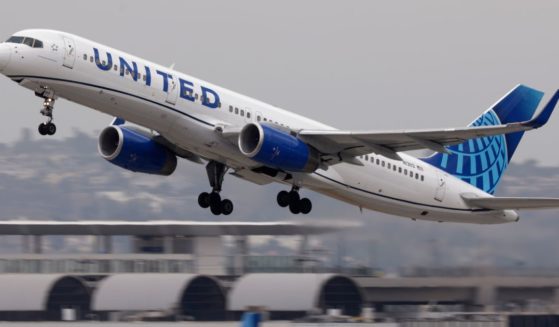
[[0, 29, 519, 224]]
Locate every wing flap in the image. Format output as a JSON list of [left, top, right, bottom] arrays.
[[462, 194, 559, 210]]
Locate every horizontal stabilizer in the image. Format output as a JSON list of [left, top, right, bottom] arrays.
[[462, 193, 559, 210]]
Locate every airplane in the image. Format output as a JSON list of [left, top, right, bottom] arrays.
[[1, 29, 559, 224]]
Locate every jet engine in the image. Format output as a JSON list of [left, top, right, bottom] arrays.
[[238, 123, 320, 173], [98, 125, 177, 176]]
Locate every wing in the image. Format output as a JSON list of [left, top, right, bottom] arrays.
[[462, 194, 559, 210], [298, 89, 559, 162]]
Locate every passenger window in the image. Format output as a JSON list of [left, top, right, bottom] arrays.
[[247, 112, 251, 118], [415, 173, 419, 179], [83, 54, 87, 60], [381, 161, 385, 167], [393, 166, 397, 171], [365, 155, 369, 161], [410, 171, 414, 177], [33, 40, 43, 48], [218, 102, 222, 108], [421, 175, 424, 181], [263, 118, 268, 121], [23, 38, 34, 47], [241, 110, 245, 116], [229, 105, 233, 113], [235, 108, 239, 114], [399, 167, 402, 173], [387, 163, 391, 169], [90, 56, 94, 63], [137, 73, 141, 79], [143, 74, 146, 81], [404, 169, 408, 175], [257, 116, 261, 122], [376, 159, 380, 165], [102, 60, 106, 65]]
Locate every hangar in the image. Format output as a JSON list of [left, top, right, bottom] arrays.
[[0, 274, 90, 320], [229, 273, 363, 319], [92, 274, 226, 321]]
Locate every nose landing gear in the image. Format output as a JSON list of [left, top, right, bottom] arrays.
[[197, 161, 234, 216], [36, 90, 57, 136], [277, 187, 312, 214]]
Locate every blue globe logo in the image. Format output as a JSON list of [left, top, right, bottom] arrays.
[[437, 110, 508, 194]]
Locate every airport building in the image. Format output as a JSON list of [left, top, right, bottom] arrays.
[[0, 220, 557, 326]]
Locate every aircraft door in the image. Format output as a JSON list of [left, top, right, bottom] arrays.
[[434, 171, 447, 202], [62, 37, 76, 69], [165, 74, 178, 105]]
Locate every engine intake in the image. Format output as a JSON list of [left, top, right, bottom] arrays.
[[239, 123, 319, 173], [98, 126, 177, 176]]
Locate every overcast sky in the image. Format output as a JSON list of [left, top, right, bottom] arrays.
[[1, 1, 559, 165]]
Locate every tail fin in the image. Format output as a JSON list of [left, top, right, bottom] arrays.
[[422, 85, 544, 194]]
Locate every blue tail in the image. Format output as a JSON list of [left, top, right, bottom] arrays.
[[421, 85, 544, 194]]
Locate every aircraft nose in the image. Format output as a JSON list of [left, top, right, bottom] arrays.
[[0, 43, 11, 72]]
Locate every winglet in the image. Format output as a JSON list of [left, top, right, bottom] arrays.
[[527, 89, 559, 128], [110, 117, 125, 126]]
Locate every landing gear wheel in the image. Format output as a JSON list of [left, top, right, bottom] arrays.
[[38, 123, 47, 136], [210, 202, 222, 215], [46, 122, 56, 135], [300, 198, 312, 214], [289, 201, 301, 214], [277, 191, 290, 207], [289, 190, 300, 203], [198, 192, 210, 208], [221, 199, 233, 215], [209, 192, 221, 208]]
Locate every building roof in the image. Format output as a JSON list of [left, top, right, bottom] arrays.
[[0, 220, 351, 236], [228, 273, 362, 312], [0, 274, 85, 311], [92, 273, 223, 313]]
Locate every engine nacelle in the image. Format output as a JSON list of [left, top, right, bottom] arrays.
[[239, 123, 320, 173], [98, 126, 177, 176]]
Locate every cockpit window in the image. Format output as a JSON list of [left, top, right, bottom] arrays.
[[6, 36, 24, 44], [5, 36, 43, 48], [23, 37, 34, 47]]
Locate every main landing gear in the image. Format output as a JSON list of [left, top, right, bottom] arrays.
[[277, 187, 312, 215], [36, 89, 56, 136], [197, 161, 234, 216]]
